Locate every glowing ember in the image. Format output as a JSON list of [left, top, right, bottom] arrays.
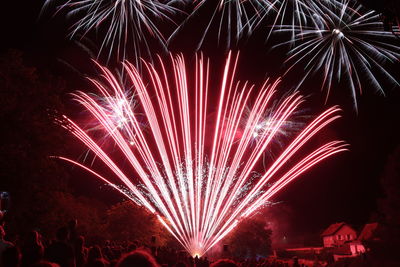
[[56, 52, 347, 256], [332, 28, 344, 39]]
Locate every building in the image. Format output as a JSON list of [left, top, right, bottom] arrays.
[[321, 222, 357, 248], [332, 240, 366, 261]]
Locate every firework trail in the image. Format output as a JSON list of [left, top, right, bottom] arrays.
[[244, 99, 310, 171], [261, 0, 350, 42], [168, 0, 275, 49], [252, 0, 314, 42], [169, 1, 344, 48], [43, 0, 179, 64], [245, 94, 308, 144], [56, 52, 347, 256], [274, 0, 400, 109]]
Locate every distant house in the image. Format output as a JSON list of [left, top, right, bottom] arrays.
[[332, 240, 366, 261], [321, 222, 357, 247]]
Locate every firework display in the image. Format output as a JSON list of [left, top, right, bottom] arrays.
[[57, 53, 347, 256], [275, 0, 400, 109], [170, 1, 343, 46], [255, 0, 322, 42], [170, 0, 400, 109], [168, 0, 275, 49], [43, 1, 400, 108], [43, 0, 179, 63], [37, 0, 400, 258]]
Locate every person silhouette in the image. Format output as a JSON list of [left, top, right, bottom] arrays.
[[116, 249, 159, 267]]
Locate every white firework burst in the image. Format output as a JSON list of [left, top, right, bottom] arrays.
[[44, 0, 179, 64], [168, 0, 276, 49], [275, 0, 400, 109]]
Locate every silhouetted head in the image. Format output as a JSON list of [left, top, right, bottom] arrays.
[[67, 219, 77, 230], [116, 249, 159, 267], [55, 227, 69, 241], [174, 261, 187, 267], [25, 230, 40, 245], [210, 259, 238, 267], [0, 225, 5, 239], [2, 246, 21, 267], [89, 259, 108, 267], [75, 236, 85, 248], [32, 261, 60, 267]]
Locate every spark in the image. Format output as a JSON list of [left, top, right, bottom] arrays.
[[170, 1, 345, 47], [43, 0, 179, 64], [275, 0, 400, 110], [332, 28, 344, 39], [244, 102, 308, 147], [56, 52, 347, 256], [262, 0, 318, 42], [255, 0, 347, 43], [168, 0, 276, 49]]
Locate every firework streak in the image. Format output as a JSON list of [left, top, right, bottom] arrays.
[[275, 0, 400, 109], [56, 52, 347, 256], [44, 0, 178, 63]]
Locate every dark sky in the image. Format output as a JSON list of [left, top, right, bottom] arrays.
[[1, 1, 400, 241]]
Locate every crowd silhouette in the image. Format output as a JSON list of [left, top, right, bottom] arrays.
[[0, 219, 292, 267]]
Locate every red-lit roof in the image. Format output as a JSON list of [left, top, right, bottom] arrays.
[[321, 222, 346, 236]]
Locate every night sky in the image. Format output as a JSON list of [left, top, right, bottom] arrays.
[[1, 1, 400, 242]]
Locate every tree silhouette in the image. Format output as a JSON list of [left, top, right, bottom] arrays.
[[104, 200, 171, 246], [371, 145, 400, 260], [0, 49, 71, 236], [227, 215, 272, 258]]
